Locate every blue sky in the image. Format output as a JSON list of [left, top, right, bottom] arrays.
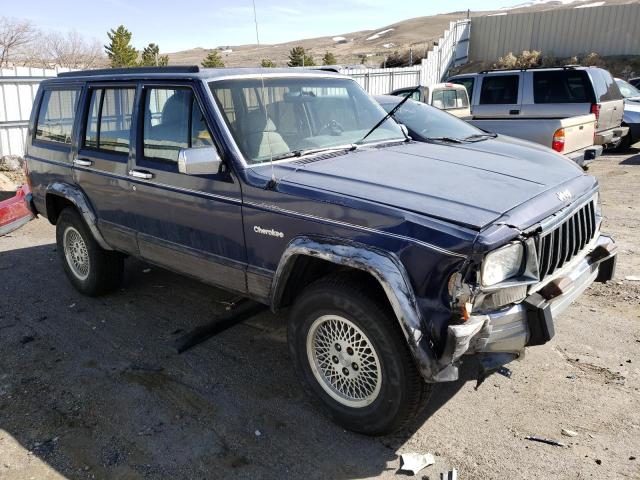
[[6, 0, 518, 52]]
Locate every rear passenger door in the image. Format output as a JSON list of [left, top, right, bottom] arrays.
[[472, 73, 522, 119], [127, 81, 246, 294], [520, 70, 594, 119], [74, 84, 138, 254], [26, 85, 80, 213]]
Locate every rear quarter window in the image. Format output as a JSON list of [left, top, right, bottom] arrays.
[[35, 88, 80, 144], [533, 71, 594, 103], [589, 69, 623, 102], [450, 78, 475, 102]]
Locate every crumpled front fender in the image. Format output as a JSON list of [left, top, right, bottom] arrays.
[[271, 235, 458, 382]]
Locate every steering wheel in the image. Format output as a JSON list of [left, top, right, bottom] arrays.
[[318, 119, 344, 136]]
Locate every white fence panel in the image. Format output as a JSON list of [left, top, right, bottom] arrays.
[[0, 67, 72, 157], [420, 19, 470, 87]]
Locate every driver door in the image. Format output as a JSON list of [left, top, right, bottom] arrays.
[[127, 81, 247, 294]]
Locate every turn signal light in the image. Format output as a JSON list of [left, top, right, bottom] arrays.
[[552, 128, 565, 153]]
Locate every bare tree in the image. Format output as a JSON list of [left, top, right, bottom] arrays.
[[44, 30, 105, 69], [0, 17, 36, 67]]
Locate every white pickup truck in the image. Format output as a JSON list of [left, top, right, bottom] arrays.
[[468, 114, 600, 168]]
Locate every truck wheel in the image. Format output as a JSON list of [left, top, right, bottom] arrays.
[[288, 273, 432, 435], [56, 207, 123, 296]]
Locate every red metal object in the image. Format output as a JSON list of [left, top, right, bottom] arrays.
[[0, 184, 34, 236]]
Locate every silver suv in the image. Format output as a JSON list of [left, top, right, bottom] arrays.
[[448, 66, 628, 148]]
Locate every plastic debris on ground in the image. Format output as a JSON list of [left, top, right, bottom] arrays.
[[398, 452, 435, 475], [440, 469, 458, 480], [561, 428, 578, 437], [525, 435, 567, 447]]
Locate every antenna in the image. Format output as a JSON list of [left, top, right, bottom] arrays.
[[251, 0, 276, 188]]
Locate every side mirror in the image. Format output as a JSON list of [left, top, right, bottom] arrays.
[[177, 147, 222, 175]]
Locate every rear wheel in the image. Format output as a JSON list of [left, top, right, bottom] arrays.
[[56, 207, 124, 296], [288, 273, 432, 435]]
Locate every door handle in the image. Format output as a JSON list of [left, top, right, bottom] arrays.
[[509, 109, 520, 115], [128, 169, 153, 180], [73, 158, 92, 167]]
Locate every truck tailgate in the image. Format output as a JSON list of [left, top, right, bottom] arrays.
[[558, 114, 596, 154]]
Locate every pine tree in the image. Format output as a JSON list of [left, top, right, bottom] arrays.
[[260, 58, 276, 68], [140, 43, 168, 66], [201, 50, 224, 68], [322, 51, 337, 66], [104, 25, 138, 68], [287, 46, 315, 67]]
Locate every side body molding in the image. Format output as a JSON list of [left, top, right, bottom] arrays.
[[45, 182, 113, 251], [271, 236, 441, 380]]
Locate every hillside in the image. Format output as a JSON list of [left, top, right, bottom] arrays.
[[166, 0, 638, 68]]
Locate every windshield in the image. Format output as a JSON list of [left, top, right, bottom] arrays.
[[616, 79, 640, 98], [209, 77, 404, 164], [379, 97, 482, 141]]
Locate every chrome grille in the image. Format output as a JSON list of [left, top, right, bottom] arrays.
[[537, 198, 598, 280]]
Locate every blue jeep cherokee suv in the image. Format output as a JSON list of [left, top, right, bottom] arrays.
[[24, 66, 617, 435]]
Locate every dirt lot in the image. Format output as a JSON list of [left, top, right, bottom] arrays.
[[1, 148, 639, 480]]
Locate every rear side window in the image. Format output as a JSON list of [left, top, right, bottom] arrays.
[[143, 88, 214, 162], [533, 71, 594, 103], [479, 75, 519, 104], [85, 88, 136, 154], [35, 89, 80, 144], [589, 70, 623, 102]]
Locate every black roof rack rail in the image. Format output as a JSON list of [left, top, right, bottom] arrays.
[[478, 65, 580, 74], [58, 66, 200, 78]]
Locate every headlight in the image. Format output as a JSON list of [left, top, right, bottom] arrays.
[[481, 243, 524, 287]]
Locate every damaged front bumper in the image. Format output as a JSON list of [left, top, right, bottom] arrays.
[[439, 233, 616, 379]]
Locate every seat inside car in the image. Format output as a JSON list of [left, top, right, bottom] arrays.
[[241, 110, 290, 161]]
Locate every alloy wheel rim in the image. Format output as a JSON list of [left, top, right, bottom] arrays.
[[63, 226, 90, 281], [306, 315, 382, 408]]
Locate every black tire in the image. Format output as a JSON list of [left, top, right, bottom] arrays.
[[288, 273, 432, 435], [56, 207, 124, 296], [614, 133, 632, 152]]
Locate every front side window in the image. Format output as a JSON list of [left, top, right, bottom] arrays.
[[143, 88, 214, 162], [84, 88, 135, 154], [35, 89, 80, 144], [479, 75, 519, 105], [210, 77, 404, 164], [450, 78, 475, 102]]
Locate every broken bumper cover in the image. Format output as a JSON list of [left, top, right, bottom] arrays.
[[440, 234, 616, 378], [0, 185, 34, 236]]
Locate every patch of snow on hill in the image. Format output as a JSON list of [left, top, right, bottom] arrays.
[[366, 28, 394, 41], [575, 1, 604, 7]]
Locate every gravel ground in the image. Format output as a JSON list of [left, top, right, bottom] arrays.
[[0, 148, 639, 480]]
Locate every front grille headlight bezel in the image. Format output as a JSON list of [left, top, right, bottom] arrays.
[[480, 242, 525, 287]]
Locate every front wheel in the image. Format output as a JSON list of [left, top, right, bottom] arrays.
[[288, 273, 432, 435], [56, 207, 124, 296]]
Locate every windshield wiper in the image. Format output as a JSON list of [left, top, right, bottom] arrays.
[[269, 144, 358, 162], [356, 85, 420, 144], [426, 136, 464, 143], [463, 133, 498, 142]]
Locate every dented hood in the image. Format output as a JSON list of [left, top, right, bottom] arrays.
[[275, 139, 586, 230]]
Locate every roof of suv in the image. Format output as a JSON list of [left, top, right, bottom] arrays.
[[53, 66, 340, 82]]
